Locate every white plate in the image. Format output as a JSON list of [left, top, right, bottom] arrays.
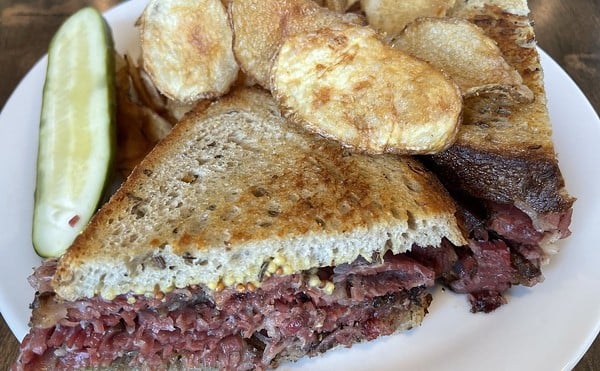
[[1, 1, 599, 370]]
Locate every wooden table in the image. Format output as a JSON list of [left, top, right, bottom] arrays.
[[0, 0, 598, 369]]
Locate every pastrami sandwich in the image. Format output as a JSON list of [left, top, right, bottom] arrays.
[[13, 0, 576, 368], [414, 0, 574, 311], [14, 88, 466, 370]]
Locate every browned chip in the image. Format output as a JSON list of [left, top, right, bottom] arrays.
[[113, 54, 199, 178], [314, 0, 360, 12], [392, 17, 533, 102], [361, 0, 456, 36], [230, 0, 364, 88], [140, 0, 239, 103], [272, 25, 462, 155]]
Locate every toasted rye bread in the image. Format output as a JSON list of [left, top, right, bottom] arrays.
[[52, 87, 465, 302], [428, 1, 574, 228]]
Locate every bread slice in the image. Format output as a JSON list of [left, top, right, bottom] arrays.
[[428, 0, 574, 252], [52, 87, 466, 302]]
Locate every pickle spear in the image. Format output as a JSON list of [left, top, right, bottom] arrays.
[[33, 7, 116, 258]]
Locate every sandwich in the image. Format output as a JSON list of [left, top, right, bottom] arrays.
[[409, 0, 575, 312], [13, 87, 466, 370], [13, 0, 575, 368]]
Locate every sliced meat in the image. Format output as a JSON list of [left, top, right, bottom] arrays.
[[407, 239, 458, 282], [407, 199, 552, 313], [510, 246, 544, 287], [468, 291, 507, 313], [543, 208, 573, 239], [486, 202, 544, 245], [332, 252, 435, 302], [14, 251, 435, 370], [450, 239, 513, 294], [487, 201, 573, 243], [332, 252, 434, 283], [27, 259, 58, 294]]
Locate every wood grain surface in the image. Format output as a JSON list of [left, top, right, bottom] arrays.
[[0, 0, 598, 369]]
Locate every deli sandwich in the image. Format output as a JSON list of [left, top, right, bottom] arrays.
[[14, 88, 466, 369], [12, 0, 575, 368]]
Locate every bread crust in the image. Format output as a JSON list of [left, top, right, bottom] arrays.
[[430, 144, 572, 213]]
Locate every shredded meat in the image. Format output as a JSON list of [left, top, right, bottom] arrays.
[[13, 252, 435, 370], [27, 259, 57, 295], [487, 202, 544, 245], [409, 198, 570, 313]]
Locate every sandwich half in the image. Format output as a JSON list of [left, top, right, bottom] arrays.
[[14, 87, 466, 370], [416, 0, 575, 311]]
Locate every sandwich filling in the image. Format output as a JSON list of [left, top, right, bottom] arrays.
[[15, 250, 435, 370], [407, 197, 572, 313]]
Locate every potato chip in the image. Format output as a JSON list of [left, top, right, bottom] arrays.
[[272, 25, 462, 155], [140, 0, 239, 103], [230, 0, 363, 88], [113, 54, 200, 178], [361, 0, 456, 36], [314, 0, 360, 12], [392, 17, 533, 102]]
